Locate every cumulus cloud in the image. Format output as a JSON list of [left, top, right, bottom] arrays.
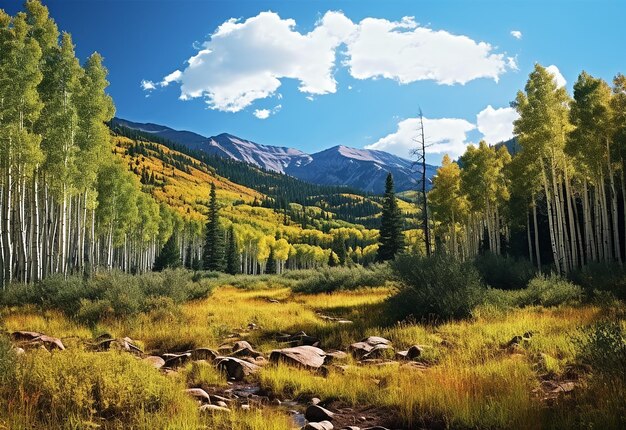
[[546, 64, 567, 88], [366, 117, 476, 160], [476, 105, 519, 144], [253, 104, 282, 119], [143, 11, 514, 112], [510, 30, 522, 39], [346, 16, 509, 85], [140, 80, 156, 91]]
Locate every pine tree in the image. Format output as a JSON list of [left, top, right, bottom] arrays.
[[153, 234, 181, 271], [225, 225, 239, 275], [266, 247, 276, 274], [377, 173, 404, 261], [203, 183, 224, 271]]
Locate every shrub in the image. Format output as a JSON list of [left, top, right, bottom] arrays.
[[576, 321, 626, 377], [292, 264, 391, 294], [11, 349, 197, 425], [521, 275, 582, 307], [388, 253, 486, 321], [570, 262, 626, 300], [473, 253, 536, 290]]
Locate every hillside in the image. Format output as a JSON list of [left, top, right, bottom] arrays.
[[111, 117, 437, 193]]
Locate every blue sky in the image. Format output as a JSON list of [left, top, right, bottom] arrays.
[[3, 0, 626, 164]]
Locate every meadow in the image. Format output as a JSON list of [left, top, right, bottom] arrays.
[[1, 260, 625, 429]]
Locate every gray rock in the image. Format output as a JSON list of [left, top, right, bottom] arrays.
[[395, 345, 423, 360], [189, 348, 218, 361], [185, 388, 211, 403], [305, 404, 335, 422], [270, 345, 326, 369], [199, 404, 231, 413], [143, 355, 165, 369], [216, 356, 260, 381], [303, 421, 334, 430]]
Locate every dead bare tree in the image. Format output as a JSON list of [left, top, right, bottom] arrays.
[[411, 109, 432, 256]]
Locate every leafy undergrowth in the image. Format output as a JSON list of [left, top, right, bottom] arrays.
[[1, 272, 625, 429]]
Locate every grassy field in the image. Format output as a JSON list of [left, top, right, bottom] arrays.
[[1, 268, 625, 429]]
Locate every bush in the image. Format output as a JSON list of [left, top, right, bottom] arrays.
[[570, 262, 626, 300], [8, 349, 198, 426], [292, 264, 391, 294], [473, 253, 536, 290], [576, 321, 626, 377], [388, 253, 486, 321], [521, 275, 582, 307]]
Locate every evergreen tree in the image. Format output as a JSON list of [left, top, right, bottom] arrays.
[[203, 183, 224, 271], [377, 173, 404, 261], [266, 247, 276, 274], [153, 234, 181, 271], [225, 225, 239, 275]]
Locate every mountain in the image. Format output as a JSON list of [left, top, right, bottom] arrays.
[[110, 117, 437, 194]]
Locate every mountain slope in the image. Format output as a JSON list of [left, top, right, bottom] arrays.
[[111, 117, 437, 194]]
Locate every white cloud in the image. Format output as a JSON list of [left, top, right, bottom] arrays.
[[253, 109, 271, 119], [510, 30, 522, 40], [144, 11, 515, 112], [253, 104, 282, 119], [346, 16, 511, 85], [507, 56, 519, 71], [366, 116, 476, 161], [140, 80, 156, 91], [546, 64, 567, 88], [163, 11, 355, 112], [476, 105, 519, 144]]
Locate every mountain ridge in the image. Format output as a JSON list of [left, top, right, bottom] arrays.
[[110, 117, 437, 193]]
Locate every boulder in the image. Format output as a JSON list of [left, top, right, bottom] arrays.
[[185, 388, 211, 403], [324, 350, 348, 364], [163, 352, 192, 368], [199, 404, 231, 413], [36, 335, 66, 351], [189, 348, 218, 361], [11, 331, 42, 342], [231, 340, 262, 358], [269, 345, 326, 369], [216, 357, 260, 381], [303, 421, 334, 430], [305, 404, 335, 422], [12, 331, 65, 351], [276, 331, 321, 347], [96, 337, 141, 354], [361, 344, 394, 360], [209, 394, 231, 404], [350, 336, 391, 358], [395, 345, 423, 360], [143, 355, 166, 369]]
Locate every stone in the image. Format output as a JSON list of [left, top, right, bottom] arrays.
[[209, 394, 231, 404], [303, 421, 334, 430], [277, 331, 321, 347], [231, 341, 261, 358], [185, 388, 211, 403], [143, 355, 165, 369], [310, 397, 321, 405], [163, 352, 191, 368], [349, 337, 391, 359], [305, 404, 335, 422], [216, 357, 260, 381], [189, 348, 218, 361], [269, 345, 326, 369], [199, 404, 231, 413], [396, 345, 423, 360], [217, 401, 228, 408], [241, 404, 251, 411], [11, 331, 42, 342], [324, 350, 348, 364], [361, 344, 394, 360]]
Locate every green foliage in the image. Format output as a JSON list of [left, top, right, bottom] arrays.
[[377, 173, 404, 261], [474, 252, 536, 290], [0, 336, 16, 388], [153, 233, 182, 271], [0, 270, 212, 325], [576, 321, 626, 377], [5, 349, 197, 426], [389, 253, 486, 321], [570, 262, 626, 300], [292, 264, 391, 294]]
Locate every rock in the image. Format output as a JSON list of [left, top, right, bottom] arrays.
[[324, 350, 348, 364], [305, 404, 335, 422], [216, 357, 260, 381], [13, 347, 25, 356], [269, 345, 326, 369], [363, 427, 390, 430], [11, 331, 42, 342], [163, 352, 191, 368], [271, 398, 282, 406], [199, 404, 231, 413], [349, 336, 391, 358], [310, 397, 321, 405], [231, 341, 261, 358], [267, 298, 280, 303], [217, 401, 228, 408], [396, 345, 423, 360], [96, 337, 141, 354], [143, 355, 165, 369], [340, 427, 361, 430], [506, 335, 524, 347], [276, 331, 321, 347], [185, 388, 211, 403], [247, 323, 258, 330], [37, 335, 66, 351], [209, 394, 231, 404], [361, 344, 394, 360], [303, 421, 334, 430], [551, 381, 576, 393], [189, 348, 218, 361], [241, 404, 251, 411]]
